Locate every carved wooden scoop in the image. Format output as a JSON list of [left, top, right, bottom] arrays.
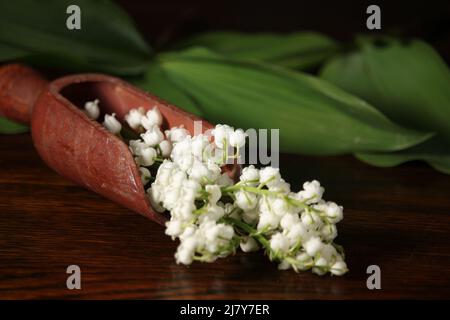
[[0, 64, 238, 225]]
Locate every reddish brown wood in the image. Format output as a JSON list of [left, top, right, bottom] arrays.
[[31, 73, 218, 225], [0, 64, 48, 123], [1, 134, 450, 299]]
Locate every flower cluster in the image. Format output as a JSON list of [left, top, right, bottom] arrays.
[[86, 101, 348, 276], [149, 125, 243, 264], [84, 99, 123, 135], [216, 167, 347, 276]]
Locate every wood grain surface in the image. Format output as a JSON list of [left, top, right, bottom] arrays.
[[1, 134, 450, 299]]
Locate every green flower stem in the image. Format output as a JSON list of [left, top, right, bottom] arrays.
[[155, 144, 162, 156], [222, 139, 228, 163], [223, 217, 270, 250], [221, 184, 311, 211], [283, 195, 310, 211], [197, 189, 210, 200], [222, 185, 273, 195], [223, 217, 301, 265]]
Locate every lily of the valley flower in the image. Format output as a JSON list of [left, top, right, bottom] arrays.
[[120, 106, 348, 276], [84, 99, 100, 120], [103, 113, 122, 135]]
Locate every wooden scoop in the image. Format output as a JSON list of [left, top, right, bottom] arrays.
[[0, 64, 239, 225]]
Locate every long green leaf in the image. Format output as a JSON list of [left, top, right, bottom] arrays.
[[131, 63, 204, 116], [356, 138, 450, 174], [0, 0, 152, 75], [176, 31, 338, 70], [137, 48, 430, 155], [320, 37, 450, 172], [0, 43, 29, 62], [320, 37, 450, 142], [0, 117, 29, 134]]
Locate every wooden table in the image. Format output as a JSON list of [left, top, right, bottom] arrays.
[[1, 134, 449, 299]]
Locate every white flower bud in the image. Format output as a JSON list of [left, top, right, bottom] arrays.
[[242, 208, 259, 224], [180, 225, 197, 241], [147, 187, 164, 212], [235, 190, 258, 211], [320, 244, 338, 260], [165, 219, 183, 238], [204, 222, 220, 241], [270, 232, 290, 253], [240, 165, 260, 186], [182, 179, 201, 200], [198, 204, 225, 223], [129, 139, 147, 156], [142, 107, 163, 129], [240, 237, 259, 252], [212, 124, 233, 148], [271, 197, 289, 216], [139, 167, 151, 185], [301, 211, 323, 227], [312, 267, 327, 276], [165, 126, 190, 143], [229, 129, 247, 148], [259, 167, 281, 188], [315, 257, 328, 268], [125, 107, 145, 129], [174, 201, 196, 221], [191, 135, 208, 158], [141, 126, 164, 146], [269, 180, 291, 194], [189, 161, 209, 182], [286, 222, 308, 243], [297, 180, 324, 204], [172, 140, 195, 172], [138, 147, 157, 166], [296, 252, 313, 270], [84, 99, 100, 120], [301, 212, 314, 226], [325, 202, 344, 223], [304, 237, 324, 257], [320, 224, 338, 241], [330, 261, 348, 276], [159, 140, 172, 158], [175, 248, 193, 265], [280, 213, 300, 230], [206, 184, 221, 204], [219, 224, 234, 240], [278, 260, 291, 270], [103, 113, 122, 134], [171, 170, 187, 188], [257, 211, 280, 231], [175, 237, 197, 265], [164, 189, 180, 210]]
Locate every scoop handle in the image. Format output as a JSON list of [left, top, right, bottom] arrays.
[[0, 64, 48, 124]]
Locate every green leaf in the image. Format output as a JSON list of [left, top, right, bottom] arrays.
[[320, 37, 450, 143], [0, 117, 29, 134], [131, 62, 204, 116], [0, 0, 152, 75], [356, 138, 450, 174], [0, 43, 29, 62], [176, 31, 338, 70], [145, 48, 431, 155]]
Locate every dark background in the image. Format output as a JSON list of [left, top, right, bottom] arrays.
[[117, 0, 450, 61]]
